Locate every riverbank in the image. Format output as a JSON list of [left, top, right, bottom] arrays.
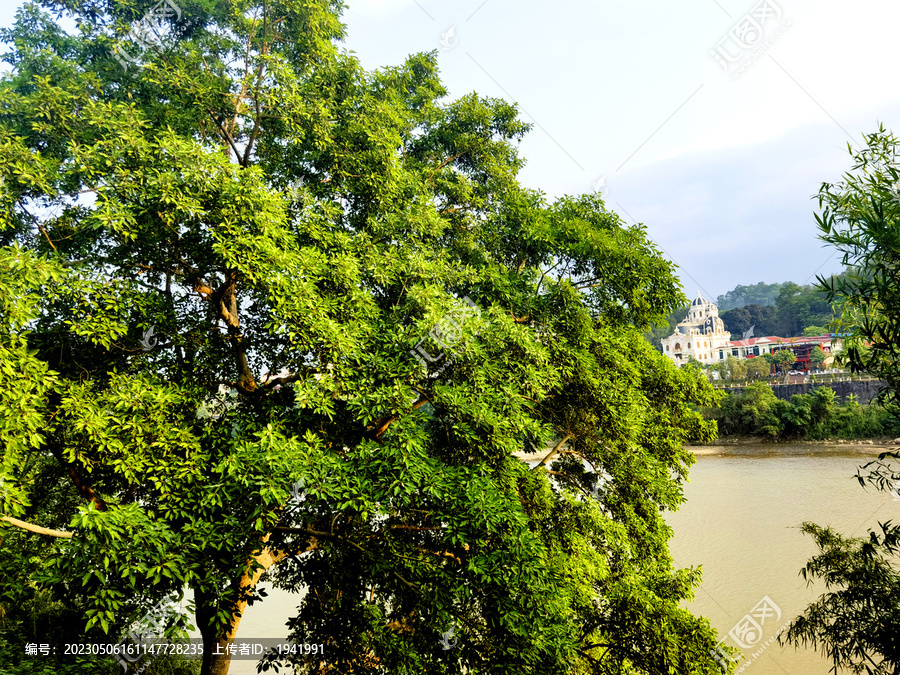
[[691, 437, 900, 456]]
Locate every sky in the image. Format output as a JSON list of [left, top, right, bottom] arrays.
[[2, 0, 898, 300]]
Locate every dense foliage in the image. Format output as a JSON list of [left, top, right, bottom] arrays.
[[816, 127, 900, 408], [642, 304, 689, 352], [784, 127, 900, 674], [0, 1, 728, 674], [715, 281, 784, 311], [704, 383, 900, 440], [719, 280, 838, 339], [719, 303, 777, 338]]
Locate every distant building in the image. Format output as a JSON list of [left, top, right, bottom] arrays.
[[659, 293, 730, 366], [660, 292, 841, 369]]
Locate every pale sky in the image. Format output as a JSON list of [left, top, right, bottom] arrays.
[[4, 0, 898, 299]]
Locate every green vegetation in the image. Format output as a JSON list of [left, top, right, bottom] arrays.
[[809, 345, 827, 369], [773, 349, 797, 382], [783, 518, 900, 675], [708, 355, 771, 382], [719, 280, 839, 338], [705, 383, 900, 441], [720, 303, 777, 338], [0, 1, 729, 674], [785, 127, 900, 673], [816, 127, 900, 407], [643, 304, 689, 351], [715, 281, 784, 311]]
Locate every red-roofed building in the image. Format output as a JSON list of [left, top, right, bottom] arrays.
[[717, 335, 840, 371]]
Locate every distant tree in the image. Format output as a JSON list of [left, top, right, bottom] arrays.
[[715, 382, 785, 437], [774, 349, 797, 381], [724, 355, 747, 381], [746, 358, 772, 380], [809, 346, 827, 370], [720, 304, 777, 337], [802, 326, 828, 337], [773, 283, 833, 337], [716, 282, 785, 311]]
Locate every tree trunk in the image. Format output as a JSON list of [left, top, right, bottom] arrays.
[[193, 534, 307, 675], [195, 585, 246, 675]]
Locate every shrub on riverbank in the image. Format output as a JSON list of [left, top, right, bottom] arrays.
[[704, 382, 900, 440]]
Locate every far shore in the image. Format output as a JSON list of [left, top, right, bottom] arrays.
[[516, 439, 900, 462], [690, 437, 899, 456]]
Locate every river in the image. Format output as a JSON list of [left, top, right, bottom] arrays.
[[666, 444, 898, 674], [216, 444, 898, 674]]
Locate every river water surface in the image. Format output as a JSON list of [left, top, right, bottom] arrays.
[[220, 444, 898, 674], [666, 444, 898, 674]]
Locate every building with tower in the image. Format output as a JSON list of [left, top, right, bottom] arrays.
[[659, 291, 841, 370], [660, 292, 730, 366]]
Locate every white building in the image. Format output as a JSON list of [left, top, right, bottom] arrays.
[[660, 293, 730, 366], [660, 292, 841, 369]]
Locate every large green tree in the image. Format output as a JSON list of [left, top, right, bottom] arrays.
[[0, 2, 727, 674]]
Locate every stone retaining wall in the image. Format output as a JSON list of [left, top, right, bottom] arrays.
[[717, 379, 888, 405]]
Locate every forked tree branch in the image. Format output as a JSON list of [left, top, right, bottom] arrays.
[[533, 433, 575, 470]]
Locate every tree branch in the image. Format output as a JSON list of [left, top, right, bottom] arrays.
[[533, 433, 575, 470], [0, 516, 73, 538], [369, 396, 430, 439], [207, 109, 244, 159], [49, 444, 108, 512]]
